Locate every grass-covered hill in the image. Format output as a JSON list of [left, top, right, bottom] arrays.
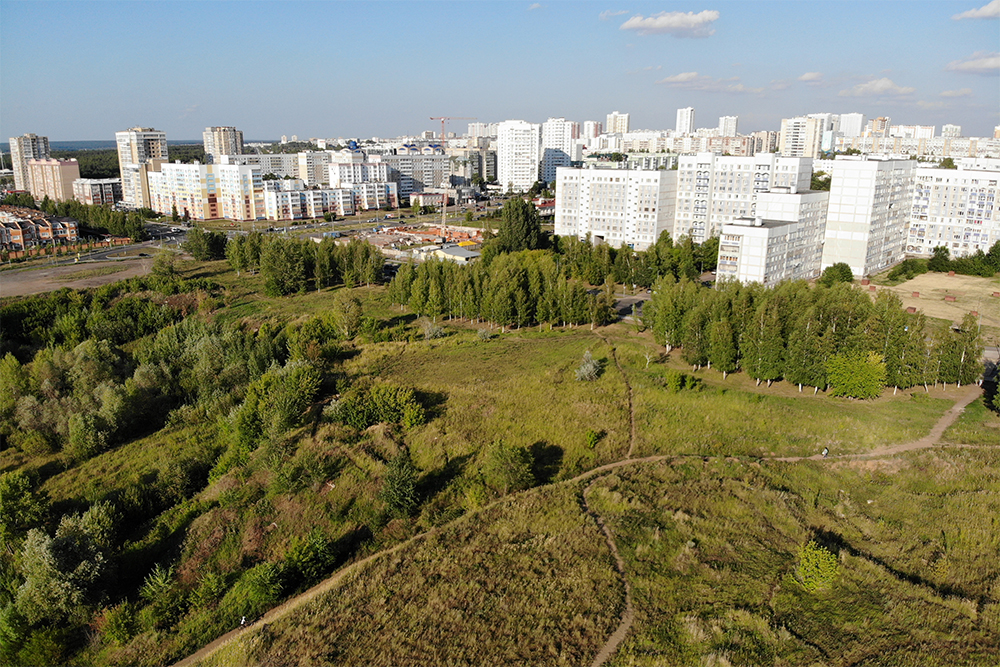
[[0, 249, 997, 667]]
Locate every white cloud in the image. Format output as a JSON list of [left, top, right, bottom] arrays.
[[945, 51, 1000, 74], [838, 77, 916, 97], [916, 100, 947, 110], [657, 71, 763, 94], [940, 88, 974, 97], [600, 9, 629, 21], [952, 0, 1000, 19], [620, 10, 720, 37], [528, 3, 542, 10], [798, 72, 823, 82]]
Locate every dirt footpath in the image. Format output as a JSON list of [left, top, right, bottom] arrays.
[[0, 259, 153, 298]]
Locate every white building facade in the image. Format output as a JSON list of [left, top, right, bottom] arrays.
[[820, 157, 915, 277], [673, 153, 812, 243], [497, 120, 541, 193], [116, 127, 169, 208], [907, 163, 999, 257], [606, 111, 630, 134], [9, 133, 50, 192], [541, 117, 580, 183], [147, 162, 264, 221], [554, 166, 677, 251], [676, 107, 695, 135]]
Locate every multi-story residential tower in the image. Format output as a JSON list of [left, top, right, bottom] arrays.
[[27, 158, 80, 202], [605, 111, 630, 134], [820, 156, 915, 277], [676, 107, 695, 135], [9, 133, 50, 192], [717, 188, 829, 286], [540, 118, 580, 183], [907, 162, 999, 257], [147, 162, 263, 221], [889, 125, 935, 140], [381, 147, 450, 199], [865, 117, 891, 138], [718, 116, 739, 137], [582, 121, 603, 141], [778, 117, 824, 158], [116, 127, 168, 208], [202, 126, 244, 162], [839, 113, 866, 138], [942, 124, 962, 138], [673, 152, 812, 243], [555, 166, 677, 251], [497, 120, 541, 193]]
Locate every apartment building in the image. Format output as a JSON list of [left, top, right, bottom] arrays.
[[716, 188, 830, 285], [73, 178, 123, 206], [606, 111, 630, 134], [9, 133, 51, 192], [264, 188, 355, 220], [381, 148, 450, 199], [497, 120, 541, 193], [203, 126, 244, 162], [554, 166, 677, 251], [906, 162, 999, 257], [673, 152, 812, 243], [833, 135, 1000, 158], [718, 116, 739, 137], [820, 156, 915, 277], [27, 158, 80, 202], [219, 153, 298, 178], [116, 127, 168, 208], [147, 162, 264, 221], [676, 107, 695, 135], [0, 207, 78, 248], [839, 113, 866, 138], [541, 118, 580, 183], [297, 151, 334, 187], [942, 124, 962, 138], [582, 121, 603, 140], [328, 157, 391, 189], [778, 116, 823, 158]]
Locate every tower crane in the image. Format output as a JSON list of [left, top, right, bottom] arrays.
[[429, 117, 476, 235]]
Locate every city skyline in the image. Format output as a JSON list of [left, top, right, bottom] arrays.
[[1, 0, 998, 141]]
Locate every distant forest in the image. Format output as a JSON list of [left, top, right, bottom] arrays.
[[48, 144, 206, 179]]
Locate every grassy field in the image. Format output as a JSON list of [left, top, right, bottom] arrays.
[[196, 484, 621, 667], [53, 264, 131, 281], [878, 272, 1000, 330]]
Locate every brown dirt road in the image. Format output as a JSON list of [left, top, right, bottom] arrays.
[[0, 259, 153, 298]]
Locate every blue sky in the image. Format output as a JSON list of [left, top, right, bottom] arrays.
[[2, 0, 997, 141]]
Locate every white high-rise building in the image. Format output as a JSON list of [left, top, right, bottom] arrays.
[[820, 156, 916, 277], [606, 111, 630, 134], [297, 151, 334, 187], [889, 125, 935, 140], [116, 127, 169, 208], [778, 116, 824, 158], [718, 116, 739, 137], [497, 120, 541, 193], [202, 126, 244, 162], [907, 162, 1000, 258], [582, 121, 603, 141], [839, 113, 866, 138], [554, 167, 677, 251], [540, 118, 580, 183], [717, 188, 830, 286], [676, 107, 695, 135], [673, 152, 813, 243], [9, 133, 51, 192]]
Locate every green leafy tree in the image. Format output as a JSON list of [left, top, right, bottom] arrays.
[[480, 440, 534, 495], [707, 320, 738, 378], [332, 292, 363, 339], [183, 227, 228, 260], [380, 449, 418, 517], [928, 245, 952, 273], [826, 351, 886, 399], [0, 471, 47, 545], [817, 262, 854, 287], [493, 197, 542, 254]]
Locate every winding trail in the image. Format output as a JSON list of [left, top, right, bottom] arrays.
[[173, 376, 985, 667], [598, 334, 637, 459]]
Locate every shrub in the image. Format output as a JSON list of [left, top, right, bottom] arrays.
[[477, 328, 494, 342], [218, 562, 283, 624], [576, 351, 601, 381], [817, 263, 854, 287], [99, 602, 138, 646], [481, 440, 534, 495], [380, 450, 418, 517], [422, 320, 445, 340], [797, 540, 839, 591], [826, 351, 886, 399]]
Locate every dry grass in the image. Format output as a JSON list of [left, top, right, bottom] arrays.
[[877, 271, 1000, 329], [196, 484, 621, 667]]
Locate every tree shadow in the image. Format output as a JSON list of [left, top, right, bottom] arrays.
[[414, 389, 449, 421], [529, 441, 563, 484], [417, 453, 472, 502]]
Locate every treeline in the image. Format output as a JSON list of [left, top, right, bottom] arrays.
[[927, 242, 1000, 278], [0, 191, 150, 241], [224, 232, 384, 295], [644, 277, 984, 397], [49, 144, 206, 180]]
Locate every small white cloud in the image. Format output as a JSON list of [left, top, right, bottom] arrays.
[[917, 100, 947, 110], [940, 87, 974, 97], [952, 0, 1000, 19], [657, 71, 763, 94], [528, 3, 542, 10], [770, 79, 791, 91], [798, 72, 823, 82], [642, 65, 663, 71], [600, 9, 629, 21], [838, 77, 916, 97], [946, 51, 1000, 74], [620, 10, 720, 37]]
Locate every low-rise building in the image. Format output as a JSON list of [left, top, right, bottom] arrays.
[[0, 206, 78, 248], [73, 178, 123, 206]]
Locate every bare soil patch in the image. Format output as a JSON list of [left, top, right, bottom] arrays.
[[0, 259, 153, 298], [877, 272, 1000, 328]]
